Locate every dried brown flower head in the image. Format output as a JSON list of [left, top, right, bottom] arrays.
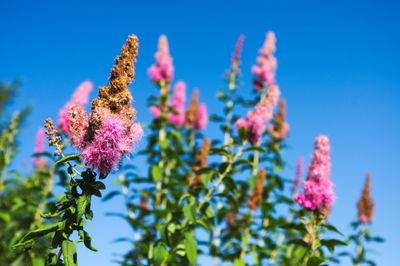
[[140, 192, 150, 211], [269, 98, 289, 140], [357, 173, 375, 223], [185, 89, 199, 128], [190, 138, 211, 186], [90, 35, 139, 134], [247, 168, 267, 210]]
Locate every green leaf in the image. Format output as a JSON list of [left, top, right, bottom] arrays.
[[0, 212, 11, 223], [244, 146, 266, 153], [209, 115, 224, 122], [41, 210, 65, 219], [195, 167, 215, 175], [151, 165, 163, 182], [320, 239, 347, 253], [31, 257, 45, 266], [55, 154, 80, 167], [159, 138, 169, 149], [216, 92, 228, 101], [307, 256, 326, 266], [15, 222, 62, 247], [102, 191, 121, 202], [201, 172, 213, 186], [209, 148, 229, 156], [234, 258, 245, 266], [184, 232, 198, 266], [82, 230, 97, 251], [183, 204, 196, 222], [205, 204, 215, 218], [178, 193, 192, 205], [153, 242, 167, 265], [92, 181, 106, 190], [371, 236, 385, 243], [321, 223, 344, 236], [76, 195, 90, 222], [62, 240, 77, 266]]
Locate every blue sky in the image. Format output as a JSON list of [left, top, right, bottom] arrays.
[[1, 0, 400, 265]]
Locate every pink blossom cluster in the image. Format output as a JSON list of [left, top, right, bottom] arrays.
[[235, 85, 280, 144], [148, 35, 174, 82], [252, 31, 277, 91], [151, 85, 208, 130], [79, 116, 143, 174], [295, 135, 335, 212], [69, 107, 143, 175], [151, 81, 186, 125], [66, 35, 143, 175], [32, 128, 48, 168], [58, 81, 93, 134]]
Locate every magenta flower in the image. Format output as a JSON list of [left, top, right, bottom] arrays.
[[195, 103, 208, 130], [32, 128, 47, 168], [236, 85, 280, 144], [252, 31, 277, 91], [168, 81, 186, 125], [58, 81, 93, 134], [81, 116, 124, 174], [295, 135, 334, 213], [148, 35, 174, 83]]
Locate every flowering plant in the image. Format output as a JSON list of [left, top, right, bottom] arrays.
[[0, 32, 383, 266]]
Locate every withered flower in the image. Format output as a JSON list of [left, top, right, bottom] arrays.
[[247, 169, 267, 210], [357, 173, 375, 224], [189, 138, 211, 186], [269, 98, 289, 141]]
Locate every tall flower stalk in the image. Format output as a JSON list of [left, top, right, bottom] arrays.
[[15, 35, 142, 265]]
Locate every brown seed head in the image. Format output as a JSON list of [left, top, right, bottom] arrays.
[[269, 98, 289, 140], [90, 35, 139, 135], [185, 89, 199, 128], [357, 173, 375, 223], [247, 169, 267, 210], [190, 138, 211, 186]]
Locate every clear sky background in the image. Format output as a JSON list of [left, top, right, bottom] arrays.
[[1, 0, 399, 265]]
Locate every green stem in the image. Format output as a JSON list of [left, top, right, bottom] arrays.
[[240, 210, 253, 260], [160, 142, 247, 265]]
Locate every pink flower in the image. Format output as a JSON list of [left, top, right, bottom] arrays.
[[252, 31, 277, 91], [295, 135, 335, 213], [58, 81, 93, 134], [148, 35, 174, 82], [235, 85, 280, 144], [71, 81, 93, 106], [195, 104, 208, 130], [81, 116, 125, 174], [150, 106, 161, 118], [168, 81, 186, 125], [292, 157, 304, 193], [235, 118, 248, 130], [32, 128, 47, 168], [77, 35, 142, 175], [120, 123, 144, 154], [230, 35, 245, 73]]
